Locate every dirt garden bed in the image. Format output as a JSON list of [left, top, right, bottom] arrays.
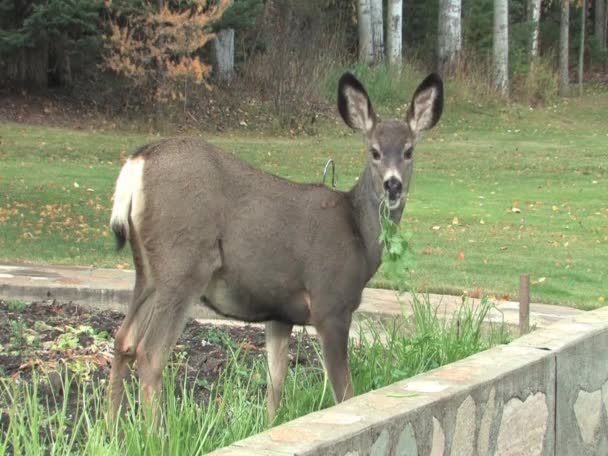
[[0, 299, 321, 451]]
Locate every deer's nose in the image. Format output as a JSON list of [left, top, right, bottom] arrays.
[[383, 177, 402, 199]]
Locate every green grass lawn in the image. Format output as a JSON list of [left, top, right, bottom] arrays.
[[1, 90, 607, 309]]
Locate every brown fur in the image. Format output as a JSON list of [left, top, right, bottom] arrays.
[[108, 73, 444, 422]]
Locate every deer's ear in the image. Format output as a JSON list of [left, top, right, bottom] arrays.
[[338, 73, 377, 133], [406, 73, 444, 136]]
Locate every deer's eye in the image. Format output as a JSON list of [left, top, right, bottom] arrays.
[[404, 147, 413, 160], [371, 148, 381, 161]]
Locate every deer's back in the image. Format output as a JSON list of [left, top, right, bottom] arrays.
[[136, 138, 369, 320]]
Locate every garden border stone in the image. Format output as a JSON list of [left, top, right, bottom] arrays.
[[210, 307, 608, 455]]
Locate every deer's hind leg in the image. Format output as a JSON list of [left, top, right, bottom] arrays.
[[134, 244, 221, 424], [109, 230, 155, 421]]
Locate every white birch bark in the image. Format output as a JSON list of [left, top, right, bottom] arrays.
[[579, 0, 586, 95], [358, 0, 374, 64], [212, 0, 234, 83], [370, 0, 384, 64], [529, 0, 541, 58], [212, 28, 235, 82], [386, 0, 403, 68], [438, 0, 462, 75], [493, 0, 509, 96], [559, 0, 570, 97]]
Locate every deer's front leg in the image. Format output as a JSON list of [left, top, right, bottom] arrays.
[[314, 313, 354, 403], [266, 320, 293, 421]]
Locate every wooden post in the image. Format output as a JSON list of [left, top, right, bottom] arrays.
[[519, 274, 530, 336]]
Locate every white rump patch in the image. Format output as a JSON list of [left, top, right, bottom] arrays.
[[110, 156, 144, 241]]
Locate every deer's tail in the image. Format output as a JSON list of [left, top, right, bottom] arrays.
[[110, 157, 144, 251]]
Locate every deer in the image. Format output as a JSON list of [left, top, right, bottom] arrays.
[[108, 72, 443, 423]]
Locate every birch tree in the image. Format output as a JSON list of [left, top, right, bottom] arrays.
[[211, 0, 234, 83], [529, 0, 541, 59], [595, 0, 606, 50], [437, 0, 462, 75], [358, 0, 374, 64], [493, 0, 509, 96], [212, 28, 235, 82], [578, 0, 587, 95], [370, 0, 384, 64], [386, 0, 403, 68], [559, 0, 570, 96]]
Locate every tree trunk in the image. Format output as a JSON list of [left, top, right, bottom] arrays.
[[595, 0, 606, 50], [4, 47, 48, 89], [55, 33, 73, 86], [559, 0, 570, 97], [370, 0, 384, 64], [529, 0, 541, 59], [358, 0, 374, 64], [386, 0, 403, 68], [212, 28, 235, 82], [493, 0, 509, 96], [438, 0, 462, 75], [579, 0, 586, 95]]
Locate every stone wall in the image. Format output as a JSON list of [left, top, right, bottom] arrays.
[[211, 307, 608, 456]]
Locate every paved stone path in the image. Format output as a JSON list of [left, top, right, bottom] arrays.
[[0, 263, 583, 332]]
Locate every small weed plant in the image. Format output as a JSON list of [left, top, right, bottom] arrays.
[[378, 201, 415, 294]]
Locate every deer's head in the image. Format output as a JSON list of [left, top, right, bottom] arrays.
[[338, 72, 444, 210]]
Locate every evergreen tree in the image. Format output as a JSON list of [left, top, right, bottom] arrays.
[[0, 0, 102, 88]]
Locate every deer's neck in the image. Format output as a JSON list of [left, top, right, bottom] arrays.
[[348, 165, 404, 280]]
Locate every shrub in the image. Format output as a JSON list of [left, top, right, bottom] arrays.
[[102, 0, 228, 109]]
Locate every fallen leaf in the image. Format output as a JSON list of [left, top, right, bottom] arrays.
[[241, 341, 260, 352], [468, 287, 481, 299]]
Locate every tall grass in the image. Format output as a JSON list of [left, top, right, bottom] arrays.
[[322, 52, 560, 121], [321, 63, 424, 113], [0, 297, 509, 455]]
